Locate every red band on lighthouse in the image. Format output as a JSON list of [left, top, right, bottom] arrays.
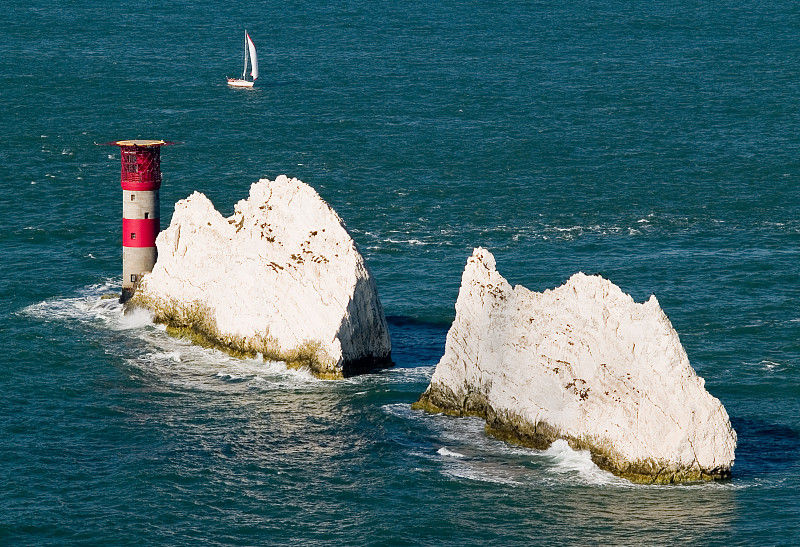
[[123, 218, 160, 247], [121, 178, 161, 192]]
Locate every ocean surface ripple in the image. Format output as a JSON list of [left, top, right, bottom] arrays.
[[1, 0, 799, 544]]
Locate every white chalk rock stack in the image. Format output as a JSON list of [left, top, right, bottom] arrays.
[[415, 248, 736, 483], [129, 176, 392, 378]]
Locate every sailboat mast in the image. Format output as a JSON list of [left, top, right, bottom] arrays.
[[242, 30, 248, 80]]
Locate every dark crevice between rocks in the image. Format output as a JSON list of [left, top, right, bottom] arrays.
[[341, 353, 394, 378]]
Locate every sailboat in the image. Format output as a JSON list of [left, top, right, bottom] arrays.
[[227, 31, 258, 87]]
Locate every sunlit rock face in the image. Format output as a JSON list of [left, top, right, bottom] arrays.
[[129, 176, 392, 379], [415, 248, 736, 483]]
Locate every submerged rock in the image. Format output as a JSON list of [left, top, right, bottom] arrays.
[[414, 248, 736, 483], [128, 176, 392, 378]]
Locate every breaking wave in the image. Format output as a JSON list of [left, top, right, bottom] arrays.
[[437, 447, 465, 458], [541, 439, 627, 486]]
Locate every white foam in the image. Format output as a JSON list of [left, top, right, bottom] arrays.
[[441, 465, 519, 486], [19, 281, 121, 324], [385, 364, 435, 381], [761, 360, 779, 371], [152, 351, 182, 362], [542, 439, 623, 485], [382, 403, 418, 420], [116, 307, 155, 330], [216, 372, 246, 381], [759, 360, 792, 373], [134, 327, 325, 390], [391, 405, 646, 487], [21, 283, 330, 393], [385, 237, 430, 245]]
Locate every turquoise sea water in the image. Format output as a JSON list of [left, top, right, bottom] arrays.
[[2, 0, 799, 544]]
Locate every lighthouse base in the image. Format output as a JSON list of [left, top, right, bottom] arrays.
[[120, 287, 136, 304], [122, 247, 157, 303]]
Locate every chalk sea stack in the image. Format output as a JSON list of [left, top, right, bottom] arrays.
[[414, 248, 737, 483], [127, 176, 392, 379]]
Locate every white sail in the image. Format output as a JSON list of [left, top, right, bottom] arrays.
[[247, 33, 258, 80]]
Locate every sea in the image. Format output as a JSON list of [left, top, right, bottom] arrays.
[[1, 0, 799, 545]]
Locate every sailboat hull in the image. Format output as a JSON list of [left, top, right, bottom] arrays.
[[227, 78, 254, 88]]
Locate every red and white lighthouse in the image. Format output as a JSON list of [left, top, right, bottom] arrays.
[[114, 139, 169, 303]]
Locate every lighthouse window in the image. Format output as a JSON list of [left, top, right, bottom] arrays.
[[144, 212, 149, 219], [123, 152, 138, 173], [131, 274, 137, 282], [130, 194, 135, 201], [130, 232, 136, 240]]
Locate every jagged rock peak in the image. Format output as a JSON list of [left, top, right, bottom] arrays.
[[414, 247, 736, 483], [129, 176, 392, 379]]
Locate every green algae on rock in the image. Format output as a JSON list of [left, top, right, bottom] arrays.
[[126, 295, 345, 379]]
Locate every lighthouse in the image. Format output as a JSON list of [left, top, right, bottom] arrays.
[[114, 139, 169, 303]]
